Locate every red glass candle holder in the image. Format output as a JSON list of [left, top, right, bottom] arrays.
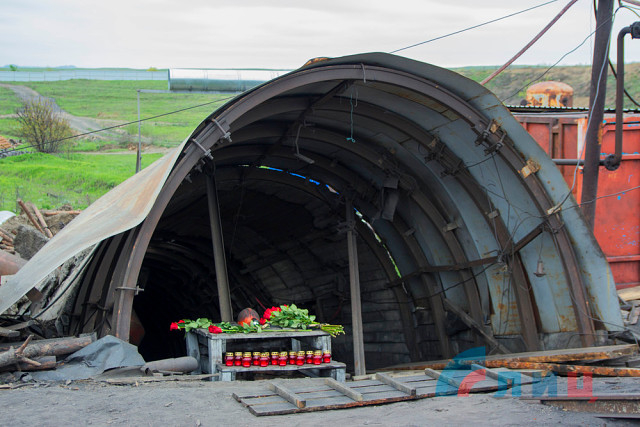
[[225, 352, 234, 367], [260, 352, 269, 367]]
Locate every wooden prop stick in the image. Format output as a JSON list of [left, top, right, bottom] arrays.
[[31, 203, 53, 238], [17, 200, 46, 236]]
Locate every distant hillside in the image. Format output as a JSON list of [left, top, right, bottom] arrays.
[[453, 63, 640, 109]]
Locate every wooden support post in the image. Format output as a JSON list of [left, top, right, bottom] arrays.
[[346, 198, 366, 377], [268, 382, 307, 408], [206, 173, 233, 322]]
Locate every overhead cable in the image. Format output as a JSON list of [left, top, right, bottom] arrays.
[[389, 0, 559, 54]]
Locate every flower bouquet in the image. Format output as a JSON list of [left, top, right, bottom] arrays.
[[170, 304, 344, 337]]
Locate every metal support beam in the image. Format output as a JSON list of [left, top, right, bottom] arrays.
[[346, 197, 366, 376], [580, 0, 613, 228], [207, 172, 233, 322]]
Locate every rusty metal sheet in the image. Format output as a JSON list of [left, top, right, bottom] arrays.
[[0, 141, 186, 315], [481, 361, 640, 377]]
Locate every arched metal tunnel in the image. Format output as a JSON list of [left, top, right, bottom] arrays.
[[1, 53, 622, 371]]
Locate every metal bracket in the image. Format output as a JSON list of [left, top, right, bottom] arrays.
[[474, 120, 505, 155], [116, 286, 144, 295], [191, 138, 213, 160], [336, 220, 356, 234], [440, 159, 464, 177], [442, 221, 458, 233], [486, 210, 500, 219], [520, 159, 541, 178], [212, 119, 232, 143]]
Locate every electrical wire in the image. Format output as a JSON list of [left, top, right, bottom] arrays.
[[389, 0, 559, 54], [1, 95, 235, 156]]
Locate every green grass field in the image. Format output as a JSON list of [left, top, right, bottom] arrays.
[[13, 80, 232, 146], [1, 63, 639, 214], [0, 152, 163, 211]]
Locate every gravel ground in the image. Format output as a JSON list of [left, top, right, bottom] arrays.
[[0, 376, 636, 426]]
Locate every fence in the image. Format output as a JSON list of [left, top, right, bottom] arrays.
[[0, 70, 167, 82]]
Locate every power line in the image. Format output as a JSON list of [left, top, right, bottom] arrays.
[[1, 95, 235, 156], [390, 0, 559, 54]]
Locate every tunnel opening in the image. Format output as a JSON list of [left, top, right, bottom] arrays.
[[132, 167, 416, 369]]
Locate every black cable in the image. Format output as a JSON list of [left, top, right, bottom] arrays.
[[390, 0, 559, 54], [500, 23, 605, 103], [2, 95, 235, 156]]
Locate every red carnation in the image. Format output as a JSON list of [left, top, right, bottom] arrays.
[[208, 325, 222, 334], [263, 309, 272, 320], [169, 322, 180, 331], [259, 318, 267, 325], [178, 320, 185, 324]]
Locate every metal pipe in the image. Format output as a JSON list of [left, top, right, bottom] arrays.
[[346, 198, 366, 376], [207, 173, 233, 322], [580, 0, 614, 229], [552, 158, 605, 166], [607, 22, 640, 171]]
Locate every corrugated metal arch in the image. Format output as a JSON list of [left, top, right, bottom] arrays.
[[3, 53, 622, 361]]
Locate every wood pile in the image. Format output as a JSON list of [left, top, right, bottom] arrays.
[[0, 201, 82, 255], [0, 334, 95, 373], [619, 286, 640, 327]]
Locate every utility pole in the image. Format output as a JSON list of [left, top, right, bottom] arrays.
[[580, 0, 613, 229]]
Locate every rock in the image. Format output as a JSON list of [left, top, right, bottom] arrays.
[[13, 225, 49, 260]]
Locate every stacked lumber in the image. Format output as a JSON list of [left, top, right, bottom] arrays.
[[384, 344, 640, 377]]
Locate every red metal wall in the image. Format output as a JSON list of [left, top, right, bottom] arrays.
[[515, 112, 640, 289]]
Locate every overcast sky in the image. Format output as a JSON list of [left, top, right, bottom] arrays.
[[3, 0, 640, 69]]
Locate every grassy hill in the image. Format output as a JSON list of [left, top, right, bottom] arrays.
[[455, 63, 640, 108]]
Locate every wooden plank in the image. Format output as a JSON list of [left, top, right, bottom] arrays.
[[386, 344, 639, 371], [424, 368, 460, 389], [104, 374, 217, 385], [324, 377, 364, 402], [375, 372, 416, 397], [304, 396, 359, 408], [194, 328, 330, 340], [269, 382, 307, 408], [217, 361, 346, 373], [248, 401, 297, 416], [619, 286, 640, 301], [0, 326, 19, 338], [485, 361, 640, 377]]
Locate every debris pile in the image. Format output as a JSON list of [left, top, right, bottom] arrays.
[[0, 201, 86, 342]]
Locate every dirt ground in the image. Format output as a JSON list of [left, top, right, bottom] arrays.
[[0, 376, 636, 426]]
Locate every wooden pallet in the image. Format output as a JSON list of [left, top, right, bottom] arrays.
[[233, 368, 540, 416]]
